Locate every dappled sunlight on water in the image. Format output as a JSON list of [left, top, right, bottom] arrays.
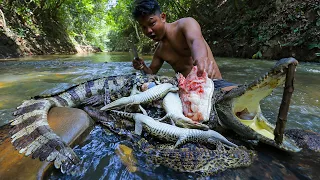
[[0, 53, 174, 126], [0, 82, 14, 88], [0, 53, 319, 179]]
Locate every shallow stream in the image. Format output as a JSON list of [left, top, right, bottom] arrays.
[[0, 53, 319, 179]]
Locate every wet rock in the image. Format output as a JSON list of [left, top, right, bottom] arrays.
[[285, 129, 320, 152]]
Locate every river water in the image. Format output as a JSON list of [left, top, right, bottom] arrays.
[[0, 52, 319, 179]]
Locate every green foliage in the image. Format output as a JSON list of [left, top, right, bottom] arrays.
[[308, 44, 320, 49], [16, 28, 26, 38], [104, 0, 135, 51], [57, 0, 111, 50], [252, 51, 262, 59], [316, 19, 320, 27], [104, 0, 190, 53], [1, 0, 318, 61]]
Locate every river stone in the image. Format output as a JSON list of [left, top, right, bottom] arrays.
[[0, 107, 94, 180], [285, 129, 320, 152]]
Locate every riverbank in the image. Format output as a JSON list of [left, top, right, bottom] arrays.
[[0, 5, 101, 59], [203, 0, 320, 62], [0, 0, 319, 62]]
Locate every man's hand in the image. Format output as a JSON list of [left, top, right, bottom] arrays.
[[195, 57, 216, 79], [132, 57, 145, 70]]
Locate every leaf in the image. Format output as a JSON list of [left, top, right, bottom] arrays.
[[257, 51, 262, 58], [316, 19, 320, 27], [288, 14, 294, 20], [308, 44, 320, 49], [252, 51, 262, 59]]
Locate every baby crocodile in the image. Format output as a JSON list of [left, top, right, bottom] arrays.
[[110, 110, 237, 148], [100, 83, 178, 111], [159, 92, 209, 130]]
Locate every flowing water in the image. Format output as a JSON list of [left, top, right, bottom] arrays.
[[0, 52, 319, 179]]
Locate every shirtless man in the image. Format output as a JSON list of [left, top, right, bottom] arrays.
[[132, 0, 236, 91]]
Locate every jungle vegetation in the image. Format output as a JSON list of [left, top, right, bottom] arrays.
[[0, 0, 319, 61]]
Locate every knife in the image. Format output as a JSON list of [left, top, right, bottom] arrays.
[[130, 42, 139, 61], [130, 42, 145, 74]]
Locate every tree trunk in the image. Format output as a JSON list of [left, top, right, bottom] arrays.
[[0, 8, 6, 29]]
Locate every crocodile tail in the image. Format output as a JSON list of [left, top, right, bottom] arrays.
[[110, 110, 135, 119], [9, 78, 107, 173], [10, 99, 80, 171], [100, 96, 132, 110]]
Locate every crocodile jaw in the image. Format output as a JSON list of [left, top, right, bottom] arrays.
[[232, 58, 294, 139], [232, 102, 301, 152], [232, 77, 284, 141], [235, 106, 275, 139], [226, 58, 301, 152]]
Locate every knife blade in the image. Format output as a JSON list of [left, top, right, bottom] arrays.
[[130, 42, 145, 74], [130, 42, 139, 61]]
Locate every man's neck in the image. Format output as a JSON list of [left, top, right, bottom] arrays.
[[160, 22, 169, 42]]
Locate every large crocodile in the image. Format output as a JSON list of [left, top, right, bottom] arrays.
[[213, 57, 301, 152], [8, 57, 301, 174]]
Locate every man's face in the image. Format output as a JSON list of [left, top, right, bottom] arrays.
[[137, 13, 166, 42]]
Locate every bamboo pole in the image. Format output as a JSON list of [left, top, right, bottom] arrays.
[[274, 64, 296, 144]]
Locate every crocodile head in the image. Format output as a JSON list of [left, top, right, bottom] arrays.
[[215, 57, 301, 152]]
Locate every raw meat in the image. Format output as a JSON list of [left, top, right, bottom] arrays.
[[177, 66, 214, 122]]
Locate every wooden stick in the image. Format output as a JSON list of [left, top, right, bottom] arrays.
[[274, 64, 296, 144]]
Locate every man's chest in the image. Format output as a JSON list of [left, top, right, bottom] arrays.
[[158, 39, 191, 63]]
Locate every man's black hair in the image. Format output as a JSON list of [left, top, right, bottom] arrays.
[[132, 0, 162, 20]]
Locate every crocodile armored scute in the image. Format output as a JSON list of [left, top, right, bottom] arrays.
[[137, 138, 255, 176]]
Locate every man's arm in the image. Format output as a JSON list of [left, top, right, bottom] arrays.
[[148, 51, 164, 74], [180, 18, 219, 78], [132, 49, 164, 74]]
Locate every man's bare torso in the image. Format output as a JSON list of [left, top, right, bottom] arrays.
[[154, 19, 195, 77], [154, 18, 219, 78]]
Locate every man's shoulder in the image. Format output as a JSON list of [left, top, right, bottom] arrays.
[[177, 17, 198, 26]]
